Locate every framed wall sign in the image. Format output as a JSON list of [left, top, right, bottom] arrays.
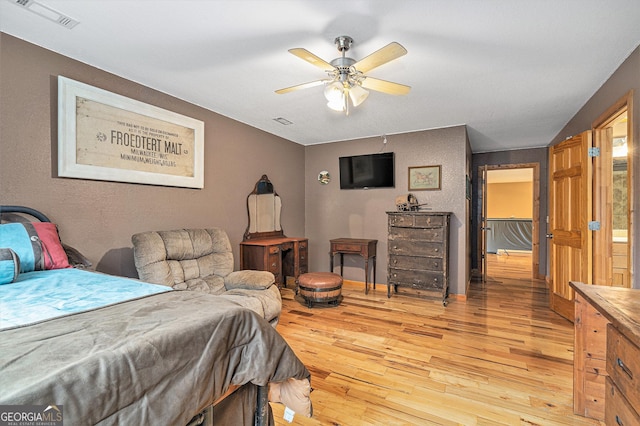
[[58, 76, 205, 188], [408, 165, 441, 190]]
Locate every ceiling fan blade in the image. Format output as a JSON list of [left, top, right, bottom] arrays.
[[275, 80, 326, 94], [360, 77, 411, 95], [288, 48, 334, 70], [353, 42, 407, 73]]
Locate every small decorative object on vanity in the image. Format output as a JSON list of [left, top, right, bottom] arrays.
[[387, 211, 451, 305]]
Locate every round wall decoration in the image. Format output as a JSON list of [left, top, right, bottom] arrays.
[[318, 171, 331, 185]]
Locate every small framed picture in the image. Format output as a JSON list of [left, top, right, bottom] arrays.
[[408, 165, 441, 191]]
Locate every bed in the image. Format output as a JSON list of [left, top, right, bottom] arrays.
[[485, 218, 533, 254], [0, 206, 311, 425]]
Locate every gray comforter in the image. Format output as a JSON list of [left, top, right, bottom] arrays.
[[0, 290, 310, 425]]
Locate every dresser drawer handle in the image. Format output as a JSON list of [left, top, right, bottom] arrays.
[[434, 262, 439, 267], [271, 262, 277, 267], [393, 259, 397, 264], [301, 256, 305, 260], [617, 357, 634, 380], [434, 248, 439, 252]]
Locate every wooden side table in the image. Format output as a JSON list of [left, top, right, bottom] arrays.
[[329, 238, 377, 294]]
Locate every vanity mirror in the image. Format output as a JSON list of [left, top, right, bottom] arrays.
[[244, 174, 283, 240], [241, 175, 308, 287]]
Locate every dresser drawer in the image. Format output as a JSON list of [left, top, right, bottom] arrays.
[[389, 226, 444, 243], [605, 377, 640, 426], [299, 247, 308, 268], [298, 241, 308, 273], [332, 242, 363, 253], [267, 254, 281, 273], [389, 254, 443, 272], [607, 324, 640, 415], [388, 268, 443, 289], [413, 214, 444, 227], [388, 214, 414, 227], [388, 240, 444, 258], [388, 214, 446, 228], [268, 246, 280, 255]]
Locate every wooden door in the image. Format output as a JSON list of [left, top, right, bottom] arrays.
[[548, 131, 592, 321]]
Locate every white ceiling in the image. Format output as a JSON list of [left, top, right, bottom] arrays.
[[2, 0, 640, 153]]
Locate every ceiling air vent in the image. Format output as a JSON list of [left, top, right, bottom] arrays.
[[8, 0, 80, 29], [273, 118, 293, 126]]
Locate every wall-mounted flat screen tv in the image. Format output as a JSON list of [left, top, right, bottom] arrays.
[[339, 152, 395, 189]]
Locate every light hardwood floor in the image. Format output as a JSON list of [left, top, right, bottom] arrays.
[[271, 253, 603, 425]]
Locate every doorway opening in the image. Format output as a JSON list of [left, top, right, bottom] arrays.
[[592, 91, 634, 287], [480, 163, 541, 282]]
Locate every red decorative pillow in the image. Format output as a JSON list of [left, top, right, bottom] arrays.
[[33, 222, 71, 270], [0, 222, 71, 272]]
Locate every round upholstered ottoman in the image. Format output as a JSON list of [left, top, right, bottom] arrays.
[[297, 272, 343, 308]]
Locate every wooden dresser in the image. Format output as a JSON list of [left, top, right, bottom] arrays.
[[240, 237, 308, 288], [386, 211, 451, 305], [570, 282, 640, 423]]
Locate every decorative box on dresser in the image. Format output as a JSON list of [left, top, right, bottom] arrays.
[[570, 281, 640, 424], [386, 211, 451, 305]]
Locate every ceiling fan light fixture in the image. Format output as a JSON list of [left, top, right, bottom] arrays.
[[324, 81, 344, 103], [348, 84, 369, 107], [326, 98, 346, 112]]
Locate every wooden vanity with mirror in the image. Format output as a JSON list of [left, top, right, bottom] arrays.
[[240, 175, 308, 287]]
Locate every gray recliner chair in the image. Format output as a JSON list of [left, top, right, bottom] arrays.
[[131, 228, 281, 327]]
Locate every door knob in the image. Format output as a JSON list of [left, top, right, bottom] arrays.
[[546, 233, 553, 238]]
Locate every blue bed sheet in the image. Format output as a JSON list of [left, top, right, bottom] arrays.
[[0, 268, 171, 329]]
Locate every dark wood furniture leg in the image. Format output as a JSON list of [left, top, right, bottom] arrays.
[[373, 255, 376, 290], [364, 257, 369, 294]]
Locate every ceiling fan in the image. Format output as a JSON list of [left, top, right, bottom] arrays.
[[275, 35, 410, 114]]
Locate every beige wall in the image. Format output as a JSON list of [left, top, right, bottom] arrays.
[[487, 182, 533, 218], [0, 33, 306, 278], [304, 126, 470, 296], [0, 33, 471, 296]]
